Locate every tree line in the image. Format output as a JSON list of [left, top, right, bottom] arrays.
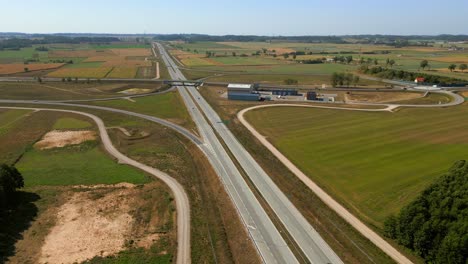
[[359, 65, 464, 85], [384, 160, 468, 263], [448, 63, 467, 72], [330, 72, 360, 87]]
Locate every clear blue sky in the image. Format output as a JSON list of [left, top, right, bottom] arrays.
[[1, 0, 467, 35]]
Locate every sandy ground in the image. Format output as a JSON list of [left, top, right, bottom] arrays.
[[38, 184, 159, 264], [35, 130, 96, 149]]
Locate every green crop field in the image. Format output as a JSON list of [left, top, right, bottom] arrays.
[[209, 56, 284, 65], [0, 47, 49, 63], [17, 143, 149, 186], [0, 109, 32, 135], [245, 104, 468, 227], [89, 91, 196, 131], [52, 117, 92, 130]]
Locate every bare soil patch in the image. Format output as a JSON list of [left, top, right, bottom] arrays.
[[8, 182, 174, 264], [37, 183, 168, 264], [118, 88, 153, 94], [35, 130, 96, 150]]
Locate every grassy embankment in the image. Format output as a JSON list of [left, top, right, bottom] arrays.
[[88, 91, 197, 133]]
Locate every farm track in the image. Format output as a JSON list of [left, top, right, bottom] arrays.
[[0, 106, 191, 264]]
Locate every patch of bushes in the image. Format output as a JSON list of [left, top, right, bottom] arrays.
[[0, 164, 24, 211]]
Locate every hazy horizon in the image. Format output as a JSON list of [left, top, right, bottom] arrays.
[[1, 0, 467, 35]]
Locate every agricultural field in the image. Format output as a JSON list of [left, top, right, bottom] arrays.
[[0, 42, 155, 78], [167, 41, 468, 84], [245, 104, 468, 228], [0, 82, 165, 100], [47, 67, 113, 78], [106, 66, 138, 78], [88, 91, 196, 132], [0, 63, 64, 74]]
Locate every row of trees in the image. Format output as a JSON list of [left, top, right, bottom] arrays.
[[384, 160, 468, 263], [330, 72, 360, 87], [0, 164, 24, 211], [359, 65, 463, 84], [448, 63, 467, 72]]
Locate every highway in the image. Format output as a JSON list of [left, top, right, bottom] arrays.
[[157, 42, 343, 264], [157, 45, 300, 263], [0, 106, 191, 264]]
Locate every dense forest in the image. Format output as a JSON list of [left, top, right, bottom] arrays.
[[384, 160, 468, 263]]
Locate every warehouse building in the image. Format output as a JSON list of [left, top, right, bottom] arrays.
[[227, 83, 259, 101], [227, 83, 253, 93]]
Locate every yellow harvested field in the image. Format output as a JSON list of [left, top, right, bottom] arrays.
[[429, 56, 468, 64], [181, 57, 215, 66], [169, 49, 188, 55], [84, 56, 151, 67], [104, 59, 151, 67], [49, 50, 114, 58], [110, 48, 151, 57], [0, 63, 65, 74], [176, 53, 206, 59], [47, 67, 112, 78], [268, 47, 295, 54], [107, 67, 138, 78]]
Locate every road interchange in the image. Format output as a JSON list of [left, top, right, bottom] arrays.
[[0, 43, 464, 264]]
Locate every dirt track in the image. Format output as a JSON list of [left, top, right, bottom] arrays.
[[238, 104, 412, 264], [0, 106, 191, 264]]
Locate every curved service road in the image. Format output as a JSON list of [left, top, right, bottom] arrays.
[[237, 94, 466, 264], [0, 106, 191, 264]]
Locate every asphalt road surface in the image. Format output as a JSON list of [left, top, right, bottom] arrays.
[[0, 106, 191, 264], [157, 42, 343, 264], [156, 45, 300, 263]]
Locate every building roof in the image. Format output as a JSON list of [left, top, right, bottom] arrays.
[[415, 77, 425, 82], [228, 83, 252, 89]]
